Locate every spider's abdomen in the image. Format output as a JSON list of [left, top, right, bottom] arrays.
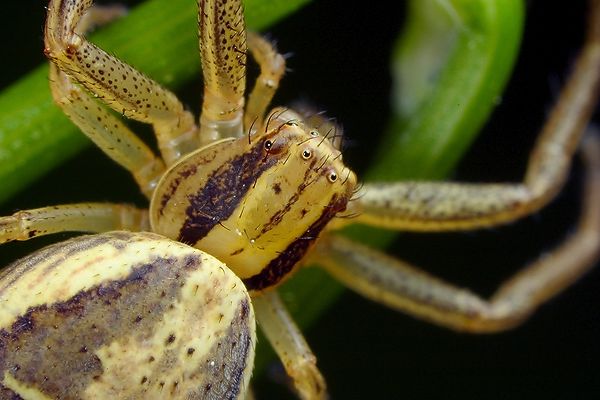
[[150, 113, 357, 291], [0, 231, 254, 398]]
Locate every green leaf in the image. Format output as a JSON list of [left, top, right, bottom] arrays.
[[369, 0, 524, 181]]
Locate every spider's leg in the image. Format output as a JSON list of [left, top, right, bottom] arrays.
[[47, 3, 165, 197], [313, 132, 600, 332], [252, 290, 327, 400], [345, 0, 600, 232], [198, 0, 247, 144], [44, 0, 198, 165], [244, 32, 286, 133], [0, 203, 148, 244], [49, 64, 165, 198]]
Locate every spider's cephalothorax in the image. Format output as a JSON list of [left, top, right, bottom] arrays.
[[151, 108, 357, 291]]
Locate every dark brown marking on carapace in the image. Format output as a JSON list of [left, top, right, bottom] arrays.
[[230, 247, 245, 256], [272, 182, 281, 194], [0, 233, 203, 399], [256, 158, 317, 240], [243, 194, 347, 291], [159, 164, 197, 213], [158, 148, 220, 215], [178, 138, 280, 246]]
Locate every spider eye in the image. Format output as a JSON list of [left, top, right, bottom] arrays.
[[310, 130, 319, 137], [264, 140, 273, 150], [328, 170, 338, 183], [302, 149, 312, 160]]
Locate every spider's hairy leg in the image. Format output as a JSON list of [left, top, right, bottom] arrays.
[[49, 64, 165, 198], [44, 0, 198, 165], [313, 130, 600, 333], [252, 290, 327, 400], [244, 32, 286, 133], [346, 0, 600, 232], [0, 203, 149, 244], [198, 0, 247, 144]]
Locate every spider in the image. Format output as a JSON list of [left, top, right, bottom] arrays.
[[5, 0, 595, 397]]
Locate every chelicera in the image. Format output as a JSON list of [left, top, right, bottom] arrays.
[[0, 0, 599, 399]]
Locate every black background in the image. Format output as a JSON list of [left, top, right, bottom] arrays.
[[1, 1, 599, 399]]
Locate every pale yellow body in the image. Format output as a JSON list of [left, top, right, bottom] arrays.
[[0, 0, 599, 399], [0, 232, 254, 399]]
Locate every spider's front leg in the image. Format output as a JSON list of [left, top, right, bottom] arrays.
[[315, 131, 600, 332], [44, 0, 198, 165], [198, 2, 285, 142], [49, 64, 166, 197], [346, 0, 600, 232], [198, 0, 247, 143], [318, 0, 600, 332]]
